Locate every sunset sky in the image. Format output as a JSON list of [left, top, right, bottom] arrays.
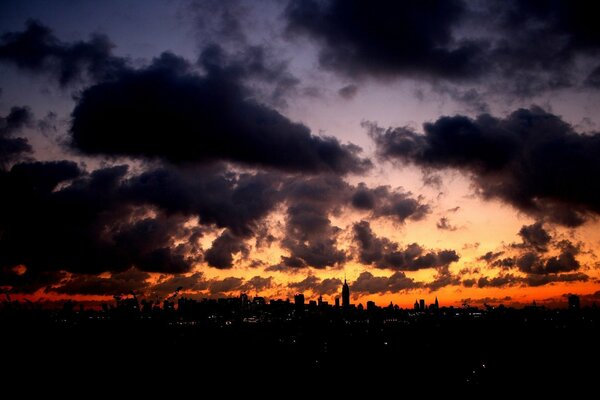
[[2, 0, 600, 308]]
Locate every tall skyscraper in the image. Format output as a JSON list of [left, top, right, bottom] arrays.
[[342, 279, 350, 308]]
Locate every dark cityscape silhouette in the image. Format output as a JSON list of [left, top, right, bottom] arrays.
[[2, 281, 598, 393]]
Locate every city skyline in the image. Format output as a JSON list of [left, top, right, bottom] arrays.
[[2, 1, 600, 309]]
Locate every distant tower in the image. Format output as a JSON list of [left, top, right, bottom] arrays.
[[342, 278, 350, 308], [414, 300, 419, 311], [435, 297, 439, 309], [419, 299, 425, 312]]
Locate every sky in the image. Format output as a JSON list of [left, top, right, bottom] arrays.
[[1, 0, 600, 308]]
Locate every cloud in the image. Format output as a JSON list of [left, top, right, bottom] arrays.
[[369, 107, 600, 226], [0, 20, 126, 86], [53, 268, 150, 295], [209, 276, 244, 294], [240, 275, 273, 292], [338, 84, 358, 99], [473, 270, 589, 289], [285, 1, 600, 96], [523, 272, 589, 287], [204, 229, 248, 269], [123, 165, 279, 237], [285, 0, 484, 81], [517, 222, 551, 252], [351, 183, 430, 223], [353, 220, 459, 270], [477, 274, 521, 288], [0, 106, 33, 167], [288, 275, 342, 296], [70, 53, 370, 174], [516, 244, 581, 275], [281, 203, 346, 269], [478, 251, 504, 263], [0, 267, 65, 294], [278, 175, 350, 269], [350, 271, 421, 295], [0, 162, 203, 276], [436, 217, 457, 231], [427, 266, 461, 291], [150, 272, 208, 297]]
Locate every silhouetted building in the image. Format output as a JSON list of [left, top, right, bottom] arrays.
[[318, 295, 323, 306], [414, 300, 419, 311], [435, 297, 439, 309], [253, 296, 266, 306], [419, 299, 425, 312], [240, 293, 249, 308], [568, 294, 580, 310], [342, 279, 350, 307], [294, 293, 305, 314], [335, 297, 340, 308], [367, 301, 376, 311]]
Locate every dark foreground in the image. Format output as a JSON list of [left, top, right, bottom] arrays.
[[1, 302, 599, 394]]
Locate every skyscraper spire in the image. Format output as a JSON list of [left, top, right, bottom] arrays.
[[342, 276, 350, 308]]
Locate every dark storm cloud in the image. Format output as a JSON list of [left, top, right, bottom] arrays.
[[351, 183, 430, 223], [70, 53, 370, 174], [0, 106, 33, 167], [277, 175, 429, 270], [0, 161, 204, 278], [53, 268, 150, 296], [199, 43, 301, 108], [353, 220, 459, 271], [285, 0, 484, 81], [351, 271, 421, 295], [123, 165, 279, 237], [517, 222, 551, 252], [0, 106, 31, 136], [281, 203, 346, 269], [278, 175, 349, 269], [272, 175, 431, 270], [0, 155, 428, 286], [285, 0, 600, 94], [479, 222, 585, 278], [516, 245, 581, 275], [288, 275, 342, 296], [0, 268, 65, 294], [204, 229, 249, 269], [0, 20, 126, 86], [370, 107, 600, 226], [472, 236, 587, 288], [487, 0, 600, 95]]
